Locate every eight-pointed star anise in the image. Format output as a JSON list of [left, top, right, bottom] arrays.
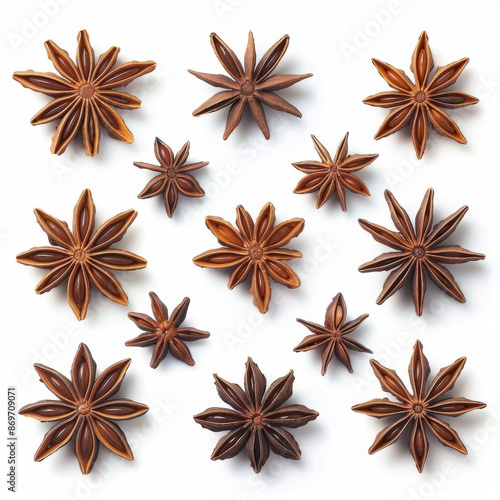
[[126, 293, 210, 369], [189, 31, 312, 140], [194, 357, 319, 473], [134, 138, 208, 218], [192, 202, 304, 313], [358, 188, 484, 316], [16, 189, 147, 320], [364, 31, 478, 159], [294, 293, 371, 375], [13, 29, 156, 156], [352, 340, 486, 472], [19, 343, 149, 474], [292, 133, 378, 211]]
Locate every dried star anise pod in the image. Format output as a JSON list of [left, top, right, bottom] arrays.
[[364, 31, 478, 159], [134, 138, 208, 218], [19, 343, 149, 474], [193, 202, 304, 313], [358, 188, 484, 316], [16, 189, 147, 320], [189, 31, 312, 140], [194, 357, 318, 473], [352, 340, 486, 472], [292, 133, 378, 211], [126, 293, 210, 368], [13, 29, 156, 156], [294, 293, 371, 375]]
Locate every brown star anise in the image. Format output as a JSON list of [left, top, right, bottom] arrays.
[[13, 29, 156, 156], [364, 31, 478, 159], [352, 340, 486, 472], [16, 189, 147, 320], [126, 293, 210, 369], [292, 133, 378, 211], [294, 293, 371, 375], [134, 138, 208, 218], [358, 188, 484, 316], [188, 31, 312, 140], [193, 202, 304, 313], [194, 357, 318, 473], [19, 343, 149, 474]]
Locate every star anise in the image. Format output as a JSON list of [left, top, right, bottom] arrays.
[[364, 31, 478, 159], [134, 138, 208, 218], [19, 343, 149, 474], [13, 29, 156, 156], [294, 293, 371, 375], [193, 203, 304, 313], [352, 340, 486, 472], [292, 133, 378, 211], [194, 357, 318, 473], [16, 189, 147, 320], [188, 31, 312, 140], [358, 188, 484, 316], [126, 293, 210, 369]]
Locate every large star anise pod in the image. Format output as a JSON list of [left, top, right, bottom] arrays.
[[188, 31, 312, 140], [16, 189, 147, 320], [364, 31, 478, 159], [352, 340, 486, 472], [134, 138, 208, 218], [294, 293, 371, 375], [292, 133, 378, 211], [194, 357, 318, 473], [358, 188, 484, 316], [193, 202, 304, 313], [126, 293, 210, 369], [13, 29, 156, 156], [19, 343, 149, 474]]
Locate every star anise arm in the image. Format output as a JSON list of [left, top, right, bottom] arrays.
[[358, 219, 411, 251], [412, 106, 430, 159], [373, 104, 416, 140], [18, 400, 76, 421], [424, 356, 466, 403], [16, 247, 72, 268], [254, 202, 276, 242], [426, 103, 466, 144], [213, 374, 252, 413], [90, 414, 134, 460], [411, 259, 426, 316], [91, 399, 149, 420], [30, 96, 79, 125], [262, 426, 301, 460], [334, 341, 354, 372], [176, 327, 211, 341], [264, 405, 319, 428], [50, 101, 86, 154], [148, 337, 169, 368], [227, 260, 253, 289], [93, 98, 134, 144], [425, 205, 468, 248], [186, 70, 239, 90], [97, 91, 142, 110], [254, 34, 289, 82], [244, 358, 266, 410], [71, 343, 96, 401], [175, 174, 205, 197], [384, 190, 416, 244], [429, 92, 478, 108], [426, 58, 470, 93], [34, 415, 80, 461], [264, 259, 300, 288], [244, 31, 256, 77], [192, 90, 241, 117], [409, 418, 429, 472], [423, 414, 467, 454], [367, 414, 414, 454], [177, 161, 209, 173], [251, 263, 272, 313], [90, 250, 148, 271], [44, 38, 80, 83], [193, 408, 249, 431], [74, 418, 98, 474], [210, 427, 252, 461], [82, 101, 100, 156], [293, 333, 332, 352], [34, 208, 76, 249], [261, 370, 294, 413], [363, 91, 412, 108], [370, 58, 415, 92], [73, 189, 96, 247], [85, 262, 129, 307], [124, 331, 158, 348], [426, 245, 485, 264], [94, 60, 156, 89], [376, 258, 416, 305], [193, 248, 248, 269], [34, 261, 75, 294], [168, 338, 195, 366], [222, 99, 247, 140], [342, 337, 373, 354], [423, 259, 465, 303], [209, 33, 244, 81], [340, 153, 379, 172], [292, 161, 328, 173], [414, 188, 434, 242], [256, 73, 312, 92], [254, 91, 302, 117], [410, 31, 433, 88], [247, 98, 270, 139], [351, 398, 408, 418], [324, 293, 347, 330], [33, 363, 77, 403], [293, 172, 329, 196], [89, 359, 131, 405], [246, 428, 270, 473], [408, 340, 430, 399], [13, 71, 77, 97], [427, 397, 486, 416], [163, 183, 179, 217], [262, 217, 305, 249], [340, 313, 369, 334], [76, 30, 94, 80], [205, 215, 246, 248], [369, 359, 412, 402]]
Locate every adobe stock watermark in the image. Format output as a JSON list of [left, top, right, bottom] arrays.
[[212, 0, 246, 21]]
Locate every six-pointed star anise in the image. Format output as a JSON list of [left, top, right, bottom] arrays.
[[364, 31, 478, 159], [193, 202, 304, 313], [19, 343, 149, 474], [294, 293, 371, 375], [188, 31, 312, 140], [126, 293, 210, 368], [194, 357, 318, 473], [352, 340, 486, 472], [134, 138, 208, 218], [16, 189, 147, 320], [358, 188, 484, 316], [13, 29, 156, 156], [292, 133, 378, 211]]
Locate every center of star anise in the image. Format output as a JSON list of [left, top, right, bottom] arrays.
[[74, 249, 88, 262], [240, 79, 255, 96], [248, 245, 263, 261], [413, 246, 426, 259], [166, 168, 177, 179], [252, 414, 263, 428], [157, 325, 177, 338], [77, 402, 91, 415], [414, 90, 427, 103], [78, 83, 95, 99], [413, 403, 424, 414]]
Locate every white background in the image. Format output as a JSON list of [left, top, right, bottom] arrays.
[[1, 0, 499, 499]]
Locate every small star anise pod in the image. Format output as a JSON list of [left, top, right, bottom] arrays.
[[292, 133, 378, 211], [189, 31, 312, 140], [364, 31, 478, 159], [193, 202, 304, 313], [19, 343, 149, 474], [134, 138, 208, 218], [13, 29, 156, 156], [16, 189, 147, 320], [352, 340, 486, 472], [358, 188, 484, 316], [194, 357, 318, 473], [126, 293, 210, 369], [294, 293, 371, 375]]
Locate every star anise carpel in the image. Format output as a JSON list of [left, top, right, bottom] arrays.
[[352, 340, 486, 472], [16, 189, 147, 320], [364, 31, 478, 159], [189, 31, 312, 140], [13, 29, 156, 156], [19, 343, 149, 474], [358, 188, 484, 316], [194, 357, 319, 473]]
